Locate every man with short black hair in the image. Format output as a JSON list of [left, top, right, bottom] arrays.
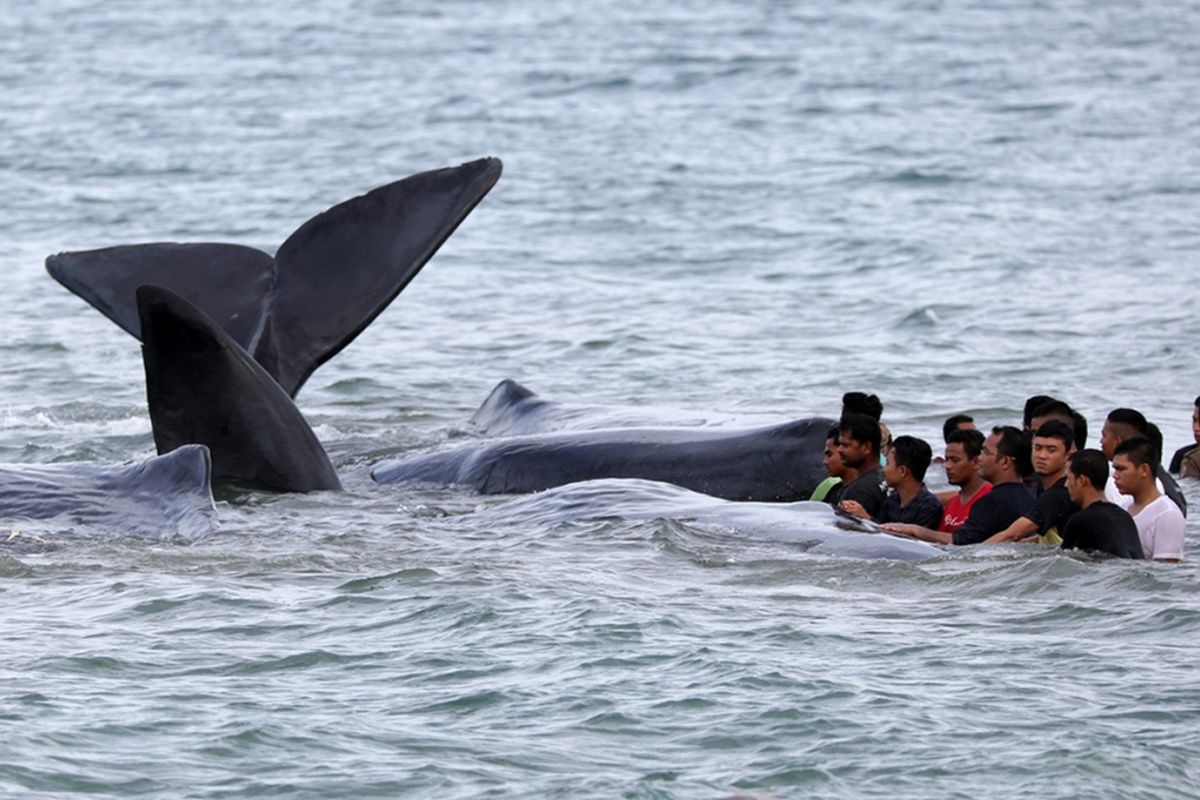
[[887, 426, 1035, 546], [812, 426, 854, 505], [842, 392, 890, 464], [987, 420, 1077, 545], [942, 414, 976, 443], [836, 413, 887, 520], [1114, 436, 1184, 562], [1100, 408, 1188, 517], [1100, 408, 1148, 459], [1028, 399, 1074, 431], [884, 428, 991, 539], [1023, 395, 1057, 431], [1060, 449, 1143, 559]]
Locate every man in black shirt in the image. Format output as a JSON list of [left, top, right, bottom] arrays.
[[836, 413, 887, 520], [1060, 449, 1143, 559], [987, 420, 1077, 545]]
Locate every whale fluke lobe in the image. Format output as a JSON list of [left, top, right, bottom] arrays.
[[46, 243, 274, 349], [259, 157, 503, 395], [137, 285, 342, 493], [47, 157, 503, 396]]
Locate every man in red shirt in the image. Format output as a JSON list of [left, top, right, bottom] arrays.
[[883, 427, 991, 539]]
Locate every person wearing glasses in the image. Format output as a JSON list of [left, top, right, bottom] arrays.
[[884, 426, 1036, 546]]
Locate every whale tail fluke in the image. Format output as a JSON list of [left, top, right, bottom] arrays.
[[137, 285, 342, 493], [48, 157, 503, 397]]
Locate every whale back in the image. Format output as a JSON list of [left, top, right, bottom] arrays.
[[374, 416, 835, 501], [137, 285, 341, 493], [0, 444, 217, 539]]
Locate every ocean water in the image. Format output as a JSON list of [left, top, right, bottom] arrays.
[[2, 0, 1199, 797]]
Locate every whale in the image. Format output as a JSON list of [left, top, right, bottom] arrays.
[[46, 157, 502, 397], [465, 378, 740, 438], [0, 444, 217, 539], [131, 287, 829, 499], [372, 409, 834, 501], [474, 478, 943, 561], [136, 285, 341, 493]]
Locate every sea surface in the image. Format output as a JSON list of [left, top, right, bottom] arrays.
[[3, 1, 1200, 797]]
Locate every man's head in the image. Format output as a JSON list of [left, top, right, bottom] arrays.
[[979, 426, 1030, 483], [1191, 396, 1200, 445], [1112, 435, 1158, 497], [942, 414, 976, 443], [1066, 449, 1110, 505], [1099, 408, 1147, 459], [944, 428, 985, 488], [1023, 395, 1057, 430], [838, 413, 881, 470], [1029, 399, 1075, 432], [1031, 420, 1074, 478], [841, 392, 883, 421], [1071, 410, 1089, 450], [884, 436, 933, 489], [823, 426, 851, 479]]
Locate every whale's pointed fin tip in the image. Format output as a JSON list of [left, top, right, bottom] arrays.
[[137, 285, 341, 494]]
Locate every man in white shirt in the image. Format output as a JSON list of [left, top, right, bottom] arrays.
[[1112, 436, 1185, 562]]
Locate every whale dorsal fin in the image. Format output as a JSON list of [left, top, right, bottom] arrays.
[[137, 285, 341, 493]]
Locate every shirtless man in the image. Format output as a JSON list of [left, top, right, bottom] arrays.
[[1113, 436, 1185, 562]]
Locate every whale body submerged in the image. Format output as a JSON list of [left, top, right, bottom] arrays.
[[476, 478, 943, 561], [0, 444, 217, 539]]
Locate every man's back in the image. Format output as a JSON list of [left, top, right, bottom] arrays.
[[1060, 502, 1143, 559]]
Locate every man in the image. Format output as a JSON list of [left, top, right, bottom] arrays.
[[1023, 395, 1057, 431], [1100, 408, 1188, 517], [1168, 395, 1200, 478], [1113, 436, 1185, 562], [888, 428, 990, 538], [836, 413, 887, 520], [986, 420, 1077, 545], [942, 414, 976, 443], [884, 426, 1035, 546], [936, 428, 992, 534], [1026, 398, 1089, 457], [811, 426, 854, 505], [843, 436, 943, 527], [842, 392, 891, 464], [1099, 408, 1148, 463], [1060, 449, 1143, 559]]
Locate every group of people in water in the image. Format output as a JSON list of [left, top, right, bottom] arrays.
[[810, 393, 1198, 561]]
